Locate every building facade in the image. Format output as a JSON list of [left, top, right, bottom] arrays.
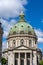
[[3, 12, 42, 65], [0, 22, 3, 64]]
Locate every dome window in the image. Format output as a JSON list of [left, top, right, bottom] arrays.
[[13, 40, 16, 44], [28, 31, 32, 35], [28, 26, 30, 28], [13, 40, 16, 47], [13, 31, 16, 34], [21, 25, 23, 27], [15, 26, 17, 28], [20, 39, 24, 45], [20, 31, 24, 34]]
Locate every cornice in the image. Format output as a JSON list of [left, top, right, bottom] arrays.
[[7, 34, 37, 40], [3, 45, 37, 53]]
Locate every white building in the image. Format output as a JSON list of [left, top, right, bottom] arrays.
[[3, 12, 42, 65]]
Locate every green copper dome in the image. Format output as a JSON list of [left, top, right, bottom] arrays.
[[8, 11, 36, 36]]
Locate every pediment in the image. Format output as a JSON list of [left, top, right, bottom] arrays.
[[15, 45, 29, 50]]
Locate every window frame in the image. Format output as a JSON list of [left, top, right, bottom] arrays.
[[29, 40, 31, 47], [13, 40, 16, 47], [20, 39, 24, 45]]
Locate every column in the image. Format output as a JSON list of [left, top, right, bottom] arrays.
[[33, 51, 37, 65], [30, 53, 32, 65], [12, 53, 14, 65], [25, 53, 27, 65], [8, 52, 14, 65], [18, 53, 20, 65]]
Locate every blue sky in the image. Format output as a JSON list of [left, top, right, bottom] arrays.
[[25, 0, 43, 51], [0, 0, 43, 51]]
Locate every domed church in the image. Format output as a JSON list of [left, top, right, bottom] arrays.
[[3, 11, 42, 65]]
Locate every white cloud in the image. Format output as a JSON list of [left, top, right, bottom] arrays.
[[0, 18, 17, 38], [35, 29, 43, 43], [38, 38, 43, 43], [1, 18, 17, 50], [35, 29, 43, 37], [0, 0, 27, 18], [0, 0, 28, 50]]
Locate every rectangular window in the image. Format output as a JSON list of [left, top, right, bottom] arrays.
[[20, 53, 25, 58], [27, 59, 30, 65], [15, 53, 18, 65], [15, 59, 18, 65], [20, 59, 24, 65], [26, 53, 30, 58], [15, 53, 18, 58]]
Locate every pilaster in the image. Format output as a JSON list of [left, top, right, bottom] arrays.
[[18, 53, 20, 65], [30, 53, 32, 65], [33, 51, 37, 65], [25, 53, 27, 65]]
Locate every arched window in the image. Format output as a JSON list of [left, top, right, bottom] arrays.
[[13, 31, 16, 34], [13, 40, 16, 46], [29, 40, 31, 47], [28, 31, 32, 35], [20, 39, 24, 45]]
